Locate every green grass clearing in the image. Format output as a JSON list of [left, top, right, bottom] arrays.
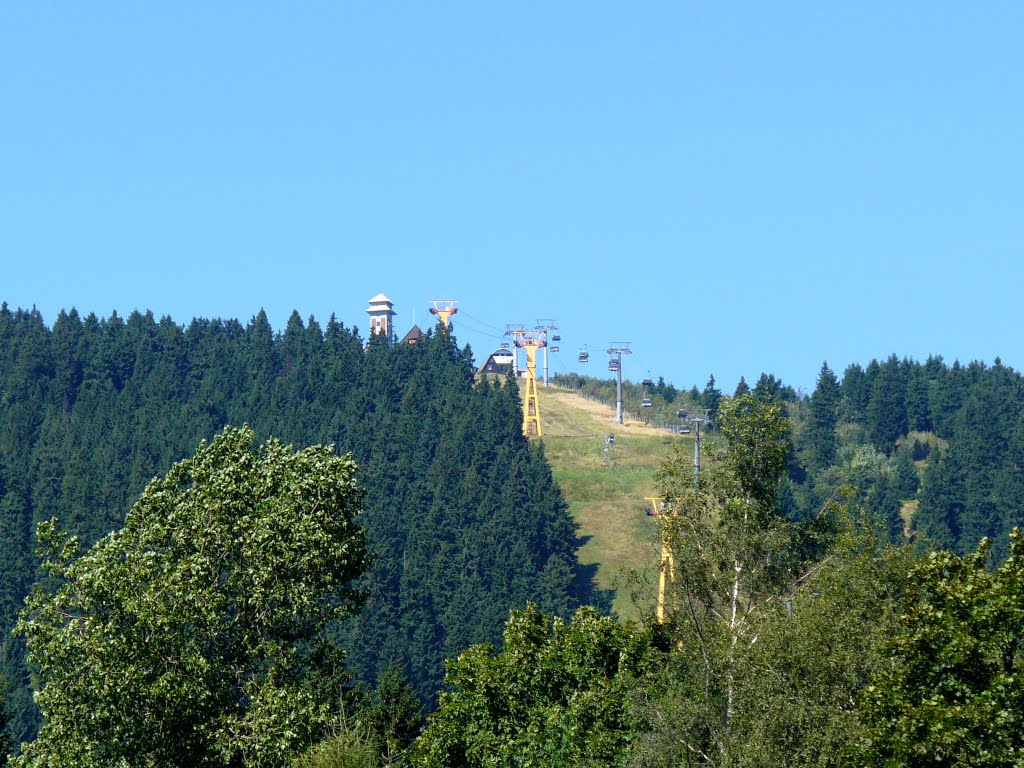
[[534, 385, 688, 621]]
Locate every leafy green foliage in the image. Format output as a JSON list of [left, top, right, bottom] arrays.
[[726, 511, 914, 768], [642, 394, 802, 764], [413, 605, 662, 768], [716, 394, 791, 510], [858, 530, 1024, 767], [635, 396, 918, 767], [290, 727, 381, 768], [14, 426, 369, 768]]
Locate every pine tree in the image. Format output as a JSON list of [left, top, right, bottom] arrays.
[[840, 363, 869, 424], [892, 445, 920, 499], [905, 363, 932, 433], [867, 355, 908, 453], [915, 450, 962, 551], [50, 309, 83, 416], [753, 372, 788, 402], [807, 361, 840, 469], [701, 374, 722, 424]]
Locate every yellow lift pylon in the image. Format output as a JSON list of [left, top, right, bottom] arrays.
[[429, 300, 459, 328], [506, 325, 546, 437], [645, 496, 675, 623]]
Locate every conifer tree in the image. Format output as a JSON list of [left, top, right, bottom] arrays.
[[701, 374, 722, 424], [840, 362, 870, 424], [905, 364, 932, 433], [867, 355, 908, 453], [807, 361, 840, 469]]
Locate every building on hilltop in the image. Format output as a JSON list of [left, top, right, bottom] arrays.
[[478, 345, 515, 375], [399, 324, 424, 345], [365, 293, 396, 345]]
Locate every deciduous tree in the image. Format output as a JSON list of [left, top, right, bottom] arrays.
[[413, 605, 661, 768], [640, 394, 798, 764], [857, 531, 1024, 767], [14, 426, 369, 768]]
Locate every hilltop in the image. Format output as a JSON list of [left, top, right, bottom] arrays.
[[535, 385, 688, 620]]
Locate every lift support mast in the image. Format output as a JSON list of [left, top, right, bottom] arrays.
[[506, 325, 546, 437], [429, 300, 459, 328]]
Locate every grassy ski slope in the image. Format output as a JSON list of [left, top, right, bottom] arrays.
[[535, 385, 689, 621]]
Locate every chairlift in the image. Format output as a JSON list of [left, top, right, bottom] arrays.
[[642, 370, 654, 389], [578, 349, 590, 363], [552, 334, 561, 342], [677, 409, 688, 420], [551, 346, 560, 353], [679, 425, 691, 435], [608, 359, 620, 372], [641, 397, 653, 408]]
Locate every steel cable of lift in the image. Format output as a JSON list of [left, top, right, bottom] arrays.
[[454, 315, 507, 342], [543, 354, 599, 437], [459, 309, 508, 335]]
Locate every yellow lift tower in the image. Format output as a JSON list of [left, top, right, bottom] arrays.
[[429, 300, 459, 328], [506, 325, 546, 437], [645, 497, 675, 623]]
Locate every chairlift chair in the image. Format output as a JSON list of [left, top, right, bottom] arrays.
[[677, 409, 688, 420], [608, 359, 620, 372], [641, 397, 653, 408], [551, 346, 559, 353], [578, 349, 589, 363], [552, 334, 561, 342]]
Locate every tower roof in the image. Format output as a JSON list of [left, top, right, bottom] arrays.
[[366, 293, 396, 314]]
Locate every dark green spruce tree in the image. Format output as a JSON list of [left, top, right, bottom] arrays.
[[807, 361, 840, 469]]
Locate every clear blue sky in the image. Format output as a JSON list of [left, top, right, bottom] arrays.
[[3, 3, 1022, 394]]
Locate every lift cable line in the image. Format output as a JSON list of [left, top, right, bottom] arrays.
[[456, 315, 507, 342], [506, 325, 546, 437], [607, 343, 633, 425], [459, 308, 507, 334]]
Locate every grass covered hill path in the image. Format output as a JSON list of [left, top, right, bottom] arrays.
[[536, 385, 689, 620]]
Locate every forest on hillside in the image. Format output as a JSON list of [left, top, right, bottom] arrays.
[[0, 304, 587, 744], [558, 354, 1024, 560], [407, 390, 1024, 768], [2, 303, 1024, 766]]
